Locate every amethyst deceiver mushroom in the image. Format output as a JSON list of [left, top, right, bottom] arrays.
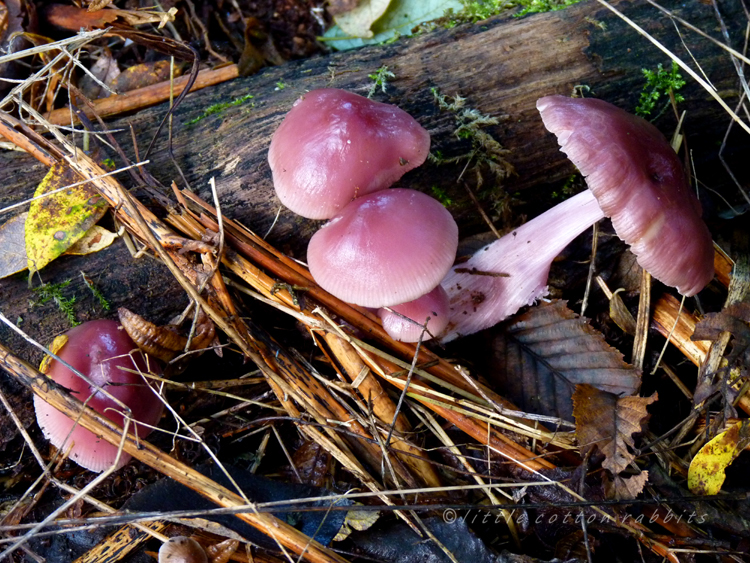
[[268, 88, 431, 219], [307, 188, 458, 308], [33, 320, 163, 472], [439, 96, 714, 342], [378, 285, 450, 342]]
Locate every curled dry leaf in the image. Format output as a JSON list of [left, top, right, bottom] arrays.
[[204, 539, 239, 563], [486, 300, 641, 421], [118, 307, 216, 363], [64, 225, 117, 255], [572, 383, 657, 474], [688, 420, 750, 495]]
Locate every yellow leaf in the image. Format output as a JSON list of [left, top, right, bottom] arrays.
[[688, 421, 750, 495], [64, 225, 117, 255], [25, 162, 109, 274], [39, 335, 69, 375], [0, 212, 29, 279]]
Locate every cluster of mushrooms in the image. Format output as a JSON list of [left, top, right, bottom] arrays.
[[32, 89, 715, 475], [268, 88, 458, 342], [269, 89, 715, 343]]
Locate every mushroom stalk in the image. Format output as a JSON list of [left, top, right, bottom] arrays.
[[440, 189, 605, 342]]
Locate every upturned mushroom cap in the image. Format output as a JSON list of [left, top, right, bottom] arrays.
[[307, 189, 458, 307], [379, 285, 450, 342], [33, 320, 163, 472], [268, 88, 431, 219], [537, 95, 714, 296]]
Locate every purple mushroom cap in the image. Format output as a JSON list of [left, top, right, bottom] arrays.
[[268, 89, 431, 219], [537, 95, 714, 296]]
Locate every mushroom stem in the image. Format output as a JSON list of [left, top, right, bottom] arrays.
[[440, 189, 605, 342]]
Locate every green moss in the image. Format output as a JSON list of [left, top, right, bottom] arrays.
[[186, 93, 255, 125], [31, 280, 79, 326], [636, 61, 685, 119], [441, 0, 582, 27], [430, 87, 516, 222], [431, 185, 455, 207], [81, 271, 110, 311], [514, 0, 582, 17], [367, 65, 396, 98]]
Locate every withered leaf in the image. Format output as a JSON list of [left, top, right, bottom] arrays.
[[0, 212, 28, 279], [692, 303, 750, 364], [573, 384, 657, 474], [487, 300, 641, 421], [115, 60, 181, 93], [78, 50, 120, 99], [603, 471, 649, 500]]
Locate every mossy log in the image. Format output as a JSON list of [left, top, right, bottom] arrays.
[[0, 0, 746, 360]]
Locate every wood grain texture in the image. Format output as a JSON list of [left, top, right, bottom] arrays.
[[1, 0, 745, 361]]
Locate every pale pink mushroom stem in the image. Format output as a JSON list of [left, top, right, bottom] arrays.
[[440, 190, 605, 343]]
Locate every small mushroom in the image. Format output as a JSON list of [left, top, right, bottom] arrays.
[[378, 285, 450, 342], [33, 320, 164, 472], [439, 96, 714, 342], [307, 188, 458, 308], [158, 537, 208, 563], [268, 88, 431, 219]]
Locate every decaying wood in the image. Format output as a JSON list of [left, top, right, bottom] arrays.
[[1, 0, 744, 362]]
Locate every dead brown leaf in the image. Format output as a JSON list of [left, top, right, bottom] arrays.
[[115, 60, 181, 94], [78, 50, 120, 99], [603, 471, 649, 500], [692, 302, 750, 365], [487, 300, 641, 421], [572, 383, 657, 474], [43, 4, 118, 30]]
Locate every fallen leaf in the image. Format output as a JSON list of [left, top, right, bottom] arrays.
[[78, 50, 120, 99], [692, 303, 750, 365], [0, 212, 28, 279], [43, 4, 118, 30], [688, 421, 750, 495], [334, 0, 391, 38], [25, 162, 109, 275], [328, 0, 361, 16], [603, 471, 649, 500], [572, 383, 657, 474], [64, 225, 117, 255], [43, 4, 176, 31], [115, 60, 181, 93], [487, 300, 641, 421], [326, 0, 463, 48]]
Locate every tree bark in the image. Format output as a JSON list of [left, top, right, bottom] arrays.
[[0, 0, 745, 360]]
